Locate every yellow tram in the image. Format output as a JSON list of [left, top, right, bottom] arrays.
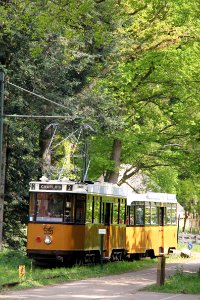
[[27, 179, 127, 265], [27, 178, 177, 265], [126, 192, 177, 259]]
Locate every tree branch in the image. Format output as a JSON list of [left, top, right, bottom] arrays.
[[127, 5, 148, 16], [117, 163, 171, 186], [123, 180, 140, 193], [159, 124, 175, 133], [131, 65, 155, 92]]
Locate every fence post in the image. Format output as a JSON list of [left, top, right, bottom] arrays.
[[157, 255, 166, 286]]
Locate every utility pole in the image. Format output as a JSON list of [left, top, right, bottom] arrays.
[[0, 71, 5, 250]]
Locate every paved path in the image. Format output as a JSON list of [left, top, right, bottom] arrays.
[[0, 253, 200, 300]]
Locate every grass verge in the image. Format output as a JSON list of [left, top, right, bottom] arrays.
[[144, 243, 200, 295], [1, 243, 199, 293], [145, 271, 200, 294], [0, 250, 156, 291]]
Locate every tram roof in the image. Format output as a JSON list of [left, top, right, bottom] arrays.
[[29, 180, 127, 198], [127, 192, 177, 205]]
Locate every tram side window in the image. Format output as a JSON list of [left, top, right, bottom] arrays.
[[65, 197, 74, 223], [130, 205, 134, 225], [165, 203, 177, 225], [166, 204, 172, 225], [145, 202, 151, 225], [119, 199, 125, 224], [86, 196, 93, 223], [135, 202, 144, 225], [113, 198, 119, 224], [171, 204, 177, 224], [151, 203, 159, 225], [126, 206, 130, 224], [29, 193, 36, 221], [100, 198, 104, 224], [93, 197, 100, 223]]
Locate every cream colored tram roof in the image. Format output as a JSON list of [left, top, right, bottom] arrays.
[[29, 180, 127, 198], [127, 192, 177, 205]]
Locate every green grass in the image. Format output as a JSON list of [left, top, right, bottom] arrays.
[[0, 249, 31, 285], [144, 243, 200, 295], [145, 272, 200, 294], [0, 243, 199, 293], [0, 250, 156, 291]]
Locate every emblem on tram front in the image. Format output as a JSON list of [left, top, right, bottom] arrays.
[[43, 225, 54, 235]]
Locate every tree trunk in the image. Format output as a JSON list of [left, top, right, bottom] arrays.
[[0, 124, 7, 249], [105, 138, 122, 184], [182, 211, 189, 232]]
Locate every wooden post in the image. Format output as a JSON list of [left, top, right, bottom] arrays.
[[19, 265, 26, 281], [157, 255, 166, 285], [100, 234, 104, 268]]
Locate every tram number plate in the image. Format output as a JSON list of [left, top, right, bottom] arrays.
[[66, 184, 73, 191], [98, 229, 106, 235]]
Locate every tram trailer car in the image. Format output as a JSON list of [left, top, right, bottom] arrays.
[[27, 180, 127, 265], [126, 193, 177, 260], [27, 179, 177, 265]]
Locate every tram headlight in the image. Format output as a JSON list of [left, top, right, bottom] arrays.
[[44, 235, 52, 245]]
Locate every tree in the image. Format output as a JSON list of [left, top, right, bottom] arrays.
[[0, 0, 120, 247], [87, 0, 200, 194]]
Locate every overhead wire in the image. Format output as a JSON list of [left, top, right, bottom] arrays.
[[4, 114, 73, 119], [5, 79, 91, 181], [7, 81, 69, 110]]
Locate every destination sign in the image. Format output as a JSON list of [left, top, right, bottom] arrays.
[[39, 184, 62, 191]]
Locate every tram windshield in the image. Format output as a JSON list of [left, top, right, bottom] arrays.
[[29, 192, 86, 223]]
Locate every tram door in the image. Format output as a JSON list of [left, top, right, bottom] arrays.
[[103, 202, 111, 257]]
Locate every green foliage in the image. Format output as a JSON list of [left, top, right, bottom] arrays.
[[176, 179, 200, 213], [88, 135, 114, 180], [3, 119, 40, 249], [146, 167, 178, 193]]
